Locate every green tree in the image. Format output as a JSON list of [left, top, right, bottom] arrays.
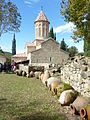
[[0, 0, 21, 37], [48, 27, 56, 40], [0, 48, 4, 54], [60, 0, 90, 55], [12, 33, 16, 55], [60, 38, 68, 51], [68, 46, 78, 57], [54, 33, 56, 40]]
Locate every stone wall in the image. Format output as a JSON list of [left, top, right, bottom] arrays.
[[31, 38, 69, 67], [30, 63, 50, 69], [61, 55, 90, 97], [26, 46, 36, 55]]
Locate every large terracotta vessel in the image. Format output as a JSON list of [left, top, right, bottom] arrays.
[[58, 89, 77, 105], [70, 97, 90, 114], [50, 81, 60, 94], [40, 74, 44, 81], [42, 70, 50, 84], [46, 77, 60, 87], [80, 104, 90, 120], [30, 71, 34, 77]]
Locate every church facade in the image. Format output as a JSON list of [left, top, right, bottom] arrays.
[[12, 9, 69, 68]]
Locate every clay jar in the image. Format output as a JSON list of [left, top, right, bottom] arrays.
[[15, 69, 19, 75], [58, 89, 77, 106], [46, 77, 60, 87], [35, 72, 42, 79], [80, 104, 90, 120], [70, 97, 90, 114], [50, 81, 60, 94], [42, 70, 50, 84], [30, 71, 34, 77], [40, 73, 44, 81], [18, 70, 23, 76]]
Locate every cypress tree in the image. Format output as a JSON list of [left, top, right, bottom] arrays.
[[60, 38, 68, 51], [12, 33, 16, 55], [48, 27, 56, 40]]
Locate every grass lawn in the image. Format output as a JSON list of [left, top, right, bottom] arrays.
[[0, 73, 68, 120]]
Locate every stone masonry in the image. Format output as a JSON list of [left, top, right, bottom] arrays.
[[30, 38, 69, 68], [61, 55, 90, 97]]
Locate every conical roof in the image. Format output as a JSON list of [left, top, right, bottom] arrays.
[[35, 9, 49, 23]]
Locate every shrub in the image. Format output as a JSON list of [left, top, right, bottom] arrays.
[[55, 83, 73, 97], [84, 50, 90, 57]]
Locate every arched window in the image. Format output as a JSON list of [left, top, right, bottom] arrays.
[[50, 57, 51, 62], [43, 27, 45, 37], [39, 27, 41, 37]]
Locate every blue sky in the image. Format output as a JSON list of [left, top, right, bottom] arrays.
[[0, 0, 84, 53]]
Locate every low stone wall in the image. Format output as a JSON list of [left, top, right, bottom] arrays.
[[61, 55, 90, 97], [30, 63, 50, 69]]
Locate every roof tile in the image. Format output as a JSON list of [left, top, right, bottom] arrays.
[[35, 10, 49, 23]]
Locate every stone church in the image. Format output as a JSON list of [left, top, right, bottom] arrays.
[[12, 9, 69, 68]]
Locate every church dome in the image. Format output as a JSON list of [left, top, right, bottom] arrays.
[[34, 9, 49, 23]]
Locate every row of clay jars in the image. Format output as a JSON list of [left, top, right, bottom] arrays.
[[80, 104, 90, 120], [39, 70, 90, 119], [40, 70, 61, 94]]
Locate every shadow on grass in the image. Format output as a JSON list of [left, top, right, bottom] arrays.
[[16, 112, 68, 120], [0, 98, 68, 120], [0, 98, 15, 110]]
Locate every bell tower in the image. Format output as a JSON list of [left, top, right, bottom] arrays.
[[34, 8, 50, 40]]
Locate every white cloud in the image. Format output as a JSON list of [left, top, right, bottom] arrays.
[[24, 0, 40, 6], [24, 1, 32, 5], [30, 0, 40, 2], [54, 22, 75, 34]]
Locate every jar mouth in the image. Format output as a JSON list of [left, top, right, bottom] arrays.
[[80, 108, 87, 118]]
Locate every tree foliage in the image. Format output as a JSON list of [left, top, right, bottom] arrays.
[[60, 38, 78, 57], [48, 27, 56, 40], [60, 38, 68, 51], [60, 0, 90, 54], [68, 46, 78, 57], [12, 33, 16, 55], [0, 49, 11, 62], [0, 47, 4, 54], [0, 0, 21, 37]]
